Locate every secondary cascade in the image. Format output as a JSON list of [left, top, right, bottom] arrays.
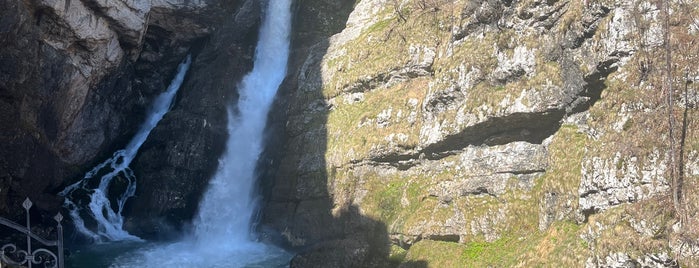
[[60, 55, 192, 242]]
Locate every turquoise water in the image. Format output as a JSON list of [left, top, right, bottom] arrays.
[[67, 241, 292, 268], [67, 0, 294, 266]]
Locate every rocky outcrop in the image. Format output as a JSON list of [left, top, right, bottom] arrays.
[[263, 0, 699, 266], [586, 252, 677, 268], [0, 0, 243, 228], [2, 0, 698, 266], [579, 151, 669, 214], [259, 0, 388, 266], [1, 0, 136, 219]]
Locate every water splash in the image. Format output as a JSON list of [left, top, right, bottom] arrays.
[[193, 0, 291, 245], [61, 55, 192, 242], [110, 0, 293, 266]]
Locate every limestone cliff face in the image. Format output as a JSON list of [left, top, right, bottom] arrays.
[[2, 0, 698, 266], [0, 0, 245, 226], [264, 0, 699, 267]]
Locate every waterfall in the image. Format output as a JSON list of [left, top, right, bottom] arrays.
[[61, 55, 192, 242], [193, 0, 291, 245], [108, 0, 293, 266]]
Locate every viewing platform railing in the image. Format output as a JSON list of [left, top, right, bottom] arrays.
[[0, 198, 63, 268]]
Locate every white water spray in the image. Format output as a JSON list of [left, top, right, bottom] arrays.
[[61, 56, 192, 242], [193, 0, 291, 245], [110, 0, 293, 266]]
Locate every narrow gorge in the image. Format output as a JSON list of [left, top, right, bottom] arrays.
[[1, 0, 698, 267]]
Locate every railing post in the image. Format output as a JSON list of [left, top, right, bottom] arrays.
[[54, 213, 64, 268], [0, 197, 62, 268], [22, 198, 33, 268]]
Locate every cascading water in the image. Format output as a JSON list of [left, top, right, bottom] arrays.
[[61, 55, 192, 242], [193, 0, 291, 245], [105, 0, 293, 266]]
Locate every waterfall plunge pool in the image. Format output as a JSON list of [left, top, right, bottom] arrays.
[[64, 0, 294, 266], [67, 240, 293, 267]]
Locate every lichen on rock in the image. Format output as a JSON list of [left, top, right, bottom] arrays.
[[263, 0, 699, 266]]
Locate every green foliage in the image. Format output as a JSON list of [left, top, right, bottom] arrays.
[[320, 0, 699, 266], [377, 181, 403, 219], [461, 241, 486, 260], [402, 221, 586, 267], [388, 244, 408, 265], [325, 78, 427, 167], [536, 125, 589, 199]]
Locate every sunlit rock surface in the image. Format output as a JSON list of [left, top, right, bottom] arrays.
[[2, 0, 699, 267], [262, 0, 699, 266]]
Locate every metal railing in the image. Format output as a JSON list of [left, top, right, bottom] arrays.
[[0, 198, 64, 268]]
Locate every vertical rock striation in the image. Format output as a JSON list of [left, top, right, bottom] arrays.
[[0, 0, 246, 229]]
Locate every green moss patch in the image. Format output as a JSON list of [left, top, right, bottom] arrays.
[[403, 221, 586, 267]]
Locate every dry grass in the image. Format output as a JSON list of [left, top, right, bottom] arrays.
[[320, 0, 699, 266]]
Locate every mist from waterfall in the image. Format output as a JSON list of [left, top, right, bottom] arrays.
[[108, 0, 293, 266], [192, 0, 291, 245], [60, 55, 192, 243]]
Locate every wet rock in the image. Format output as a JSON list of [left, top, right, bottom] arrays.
[[125, 0, 262, 237], [0, 0, 242, 229], [0, 0, 134, 220], [259, 0, 378, 265], [290, 238, 369, 268]]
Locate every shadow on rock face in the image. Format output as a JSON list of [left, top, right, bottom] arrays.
[[257, 1, 427, 267], [125, 0, 264, 239]]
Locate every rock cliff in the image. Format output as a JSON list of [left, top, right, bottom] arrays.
[[0, 0, 247, 231], [263, 0, 699, 267], [1, 0, 698, 267]]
